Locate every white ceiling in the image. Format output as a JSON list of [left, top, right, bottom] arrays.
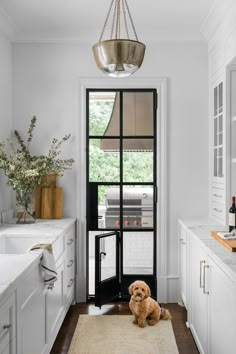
[[0, 0, 215, 42]]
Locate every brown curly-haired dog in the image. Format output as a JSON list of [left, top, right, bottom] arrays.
[[129, 280, 172, 328]]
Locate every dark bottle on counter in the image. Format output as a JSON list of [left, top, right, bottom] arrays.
[[229, 196, 236, 232]]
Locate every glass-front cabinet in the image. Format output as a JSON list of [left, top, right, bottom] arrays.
[[210, 79, 226, 223], [213, 82, 223, 178]]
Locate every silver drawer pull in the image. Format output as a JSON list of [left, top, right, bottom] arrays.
[[180, 238, 186, 245], [67, 279, 74, 288], [67, 238, 74, 245], [67, 260, 74, 268], [213, 194, 221, 198], [200, 260, 205, 288], [203, 264, 209, 295], [213, 208, 222, 213]]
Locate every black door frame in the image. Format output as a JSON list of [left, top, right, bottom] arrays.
[[86, 88, 157, 301]]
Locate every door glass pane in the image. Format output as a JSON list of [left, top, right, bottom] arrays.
[[122, 186, 153, 229], [219, 82, 223, 113], [89, 92, 119, 136], [123, 92, 153, 136], [219, 133, 223, 145], [101, 186, 120, 229], [123, 140, 153, 182], [214, 118, 217, 146], [123, 232, 153, 274], [100, 234, 117, 281], [219, 115, 223, 132], [89, 139, 120, 182], [214, 149, 217, 176]]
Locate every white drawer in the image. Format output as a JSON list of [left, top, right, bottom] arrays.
[[0, 292, 16, 351], [53, 236, 65, 262], [211, 187, 225, 203], [211, 181, 225, 190], [211, 201, 225, 220]]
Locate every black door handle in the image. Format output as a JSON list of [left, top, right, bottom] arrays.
[[100, 251, 106, 260]]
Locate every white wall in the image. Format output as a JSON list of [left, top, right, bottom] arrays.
[[13, 41, 209, 301], [0, 32, 12, 214]]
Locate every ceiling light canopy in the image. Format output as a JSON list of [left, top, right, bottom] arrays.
[[92, 0, 146, 78]]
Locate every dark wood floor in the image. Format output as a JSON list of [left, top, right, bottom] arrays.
[[51, 302, 199, 354]]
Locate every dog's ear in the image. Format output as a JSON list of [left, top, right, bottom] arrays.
[[144, 284, 151, 298], [128, 283, 134, 295]]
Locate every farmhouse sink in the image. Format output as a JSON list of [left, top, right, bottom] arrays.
[[0, 235, 45, 254]]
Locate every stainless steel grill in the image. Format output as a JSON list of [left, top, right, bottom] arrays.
[[104, 187, 153, 228]]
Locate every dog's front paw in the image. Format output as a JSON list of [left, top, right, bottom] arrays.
[[133, 319, 138, 324], [138, 321, 146, 328]]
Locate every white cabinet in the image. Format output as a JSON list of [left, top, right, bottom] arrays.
[[208, 256, 236, 354], [0, 293, 16, 354], [189, 232, 208, 354], [180, 221, 236, 354], [19, 264, 46, 354], [1, 221, 76, 354]]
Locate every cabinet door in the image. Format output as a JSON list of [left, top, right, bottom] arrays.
[[189, 233, 208, 354], [21, 290, 46, 354], [46, 259, 64, 344], [0, 293, 16, 354], [208, 257, 236, 354], [179, 221, 188, 308], [20, 264, 46, 354]]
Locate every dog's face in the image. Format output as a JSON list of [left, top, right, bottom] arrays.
[[128, 280, 151, 302]]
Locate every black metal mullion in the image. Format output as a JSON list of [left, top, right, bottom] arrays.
[[86, 89, 90, 300], [153, 91, 157, 277], [89, 135, 154, 139], [120, 91, 124, 282]]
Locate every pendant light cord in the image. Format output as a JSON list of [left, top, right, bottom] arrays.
[[99, 0, 115, 42], [124, 0, 138, 41], [99, 0, 139, 42]]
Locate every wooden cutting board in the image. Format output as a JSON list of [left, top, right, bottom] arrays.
[[40, 187, 63, 219], [211, 231, 236, 252]]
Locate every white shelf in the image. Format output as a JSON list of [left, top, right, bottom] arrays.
[[232, 116, 236, 122]]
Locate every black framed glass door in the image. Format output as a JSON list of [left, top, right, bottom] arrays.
[[86, 89, 157, 303]]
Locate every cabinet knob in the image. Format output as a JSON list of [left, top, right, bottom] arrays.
[[67, 279, 74, 288], [213, 207, 222, 213], [67, 260, 74, 268], [3, 324, 11, 329]]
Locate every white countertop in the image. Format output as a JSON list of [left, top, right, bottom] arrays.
[[180, 217, 236, 282], [0, 218, 76, 302]]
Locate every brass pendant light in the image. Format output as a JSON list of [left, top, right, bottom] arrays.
[[92, 0, 146, 77]]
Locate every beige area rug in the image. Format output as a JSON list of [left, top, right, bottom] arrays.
[[68, 315, 179, 354]]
